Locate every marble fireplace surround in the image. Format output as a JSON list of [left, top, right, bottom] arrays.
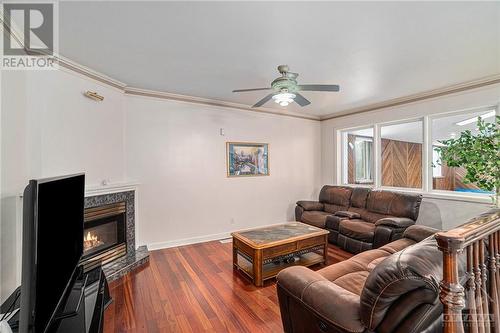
[[84, 182, 148, 281]]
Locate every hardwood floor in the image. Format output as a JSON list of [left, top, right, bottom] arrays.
[[103, 240, 352, 333]]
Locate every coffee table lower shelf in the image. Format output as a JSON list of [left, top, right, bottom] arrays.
[[234, 251, 325, 284]]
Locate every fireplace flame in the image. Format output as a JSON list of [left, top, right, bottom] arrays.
[[84, 231, 104, 252]]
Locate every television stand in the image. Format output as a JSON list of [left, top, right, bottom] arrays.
[[0, 267, 110, 333]]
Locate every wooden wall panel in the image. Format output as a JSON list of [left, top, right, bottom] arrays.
[[381, 138, 422, 188], [381, 139, 393, 186], [392, 140, 408, 187], [407, 143, 422, 188]]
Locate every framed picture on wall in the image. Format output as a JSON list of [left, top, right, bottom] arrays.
[[226, 142, 269, 177]]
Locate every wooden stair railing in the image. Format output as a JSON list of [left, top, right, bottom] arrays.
[[436, 209, 500, 333]]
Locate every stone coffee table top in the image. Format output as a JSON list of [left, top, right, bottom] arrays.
[[232, 222, 328, 248]]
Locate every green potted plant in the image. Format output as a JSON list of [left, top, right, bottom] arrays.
[[435, 116, 499, 207]]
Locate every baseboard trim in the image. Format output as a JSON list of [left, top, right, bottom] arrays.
[[148, 231, 232, 250], [147, 221, 291, 250]]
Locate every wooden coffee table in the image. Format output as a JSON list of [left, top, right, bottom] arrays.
[[231, 222, 329, 286]]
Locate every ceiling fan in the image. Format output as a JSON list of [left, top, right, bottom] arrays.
[[232, 65, 340, 108]]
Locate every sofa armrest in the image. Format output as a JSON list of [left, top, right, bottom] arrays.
[[277, 266, 365, 332], [325, 215, 344, 231], [296, 200, 324, 211], [403, 225, 439, 242], [334, 210, 361, 219], [295, 205, 304, 221], [375, 217, 415, 228], [277, 266, 326, 297]]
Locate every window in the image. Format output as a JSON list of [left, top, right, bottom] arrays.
[[380, 120, 423, 189], [431, 109, 496, 193], [341, 127, 374, 185], [432, 148, 442, 178], [337, 106, 497, 201]]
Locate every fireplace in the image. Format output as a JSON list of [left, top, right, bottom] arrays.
[[81, 202, 127, 272]]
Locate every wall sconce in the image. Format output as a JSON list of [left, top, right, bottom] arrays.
[[84, 91, 104, 101]]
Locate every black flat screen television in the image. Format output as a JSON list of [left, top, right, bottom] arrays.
[[19, 174, 85, 333]]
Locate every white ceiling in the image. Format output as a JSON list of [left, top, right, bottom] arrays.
[[57, 1, 500, 117]]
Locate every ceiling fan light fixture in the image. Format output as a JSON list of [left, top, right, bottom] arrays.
[[232, 65, 340, 108], [272, 92, 296, 106]]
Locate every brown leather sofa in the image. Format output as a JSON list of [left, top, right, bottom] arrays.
[[296, 186, 422, 253], [277, 225, 444, 333]]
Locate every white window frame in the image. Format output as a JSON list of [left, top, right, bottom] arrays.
[[335, 104, 499, 204]]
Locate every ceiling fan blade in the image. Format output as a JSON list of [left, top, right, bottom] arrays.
[[233, 88, 271, 93], [294, 93, 311, 107], [297, 84, 340, 92], [252, 93, 274, 108]]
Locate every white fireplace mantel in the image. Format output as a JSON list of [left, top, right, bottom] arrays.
[[85, 181, 140, 197]]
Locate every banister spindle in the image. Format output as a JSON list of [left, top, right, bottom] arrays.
[[474, 241, 486, 333], [466, 245, 479, 333], [491, 232, 500, 332], [479, 240, 491, 333]]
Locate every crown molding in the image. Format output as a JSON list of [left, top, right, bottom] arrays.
[[57, 56, 127, 91], [320, 74, 500, 121], [124, 87, 320, 121]]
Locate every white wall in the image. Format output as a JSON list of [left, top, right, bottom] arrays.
[[321, 84, 500, 230], [1, 70, 28, 303], [124, 96, 322, 247], [0, 68, 126, 301]]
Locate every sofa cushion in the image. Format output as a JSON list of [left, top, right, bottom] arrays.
[[366, 190, 422, 220], [350, 187, 370, 208], [301, 211, 332, 228], [335, 210, 361, 219], [389, 192, 422, 220], [277, 266, 366, 333], [317, 237, 415, 289], [319, 185, 352, 206], [348, 207, 390, 223], [339, 219, 376, 242], [324, 203, 347, 214], [296, 200, 324, 211]]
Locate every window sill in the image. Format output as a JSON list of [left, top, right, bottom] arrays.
[[423, 191, 492, 204], [345, 185, 493, 204]]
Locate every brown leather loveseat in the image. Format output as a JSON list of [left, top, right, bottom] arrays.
[[296, 186, 422, 253], [277, 225, 444, 333]]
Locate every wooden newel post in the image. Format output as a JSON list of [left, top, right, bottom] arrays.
[[437, 236, 465, 333], [436, 209, 500, 333]]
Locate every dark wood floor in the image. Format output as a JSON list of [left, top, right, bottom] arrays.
[[103, 240, 352, 333]]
